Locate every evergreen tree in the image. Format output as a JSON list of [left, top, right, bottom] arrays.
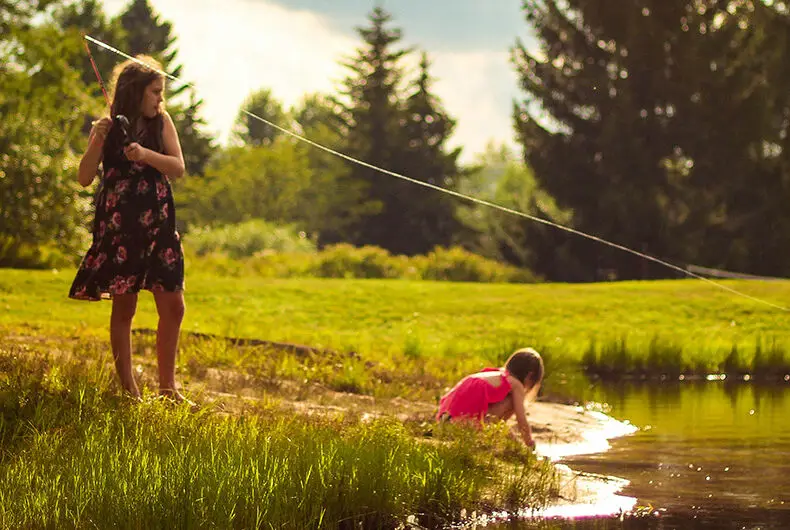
[[56, 0, 126, 95], [170, 91, 215, 176], [119, 0, 182, 92], [232, 88, 288, 147], [512, 0, 790, 279], [395, 51, 464, 253], [340, 8, 465, 254], [337, 7, 408, 250]]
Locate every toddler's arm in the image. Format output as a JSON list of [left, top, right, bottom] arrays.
[[508, 376, 535, 449]]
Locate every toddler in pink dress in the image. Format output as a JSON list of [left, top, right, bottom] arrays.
[[437, 348, 544, 449]]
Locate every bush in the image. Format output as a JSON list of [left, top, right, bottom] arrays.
[[416, 246, 538, 283], [185, 220, 316, 259], [183, 225, 538, 283], [314, 244, 407, 279]]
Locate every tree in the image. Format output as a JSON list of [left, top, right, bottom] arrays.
[[339, 7, 471, 254], [180, 92, 374, 242], [336, 7, 408, 250], [178, 143, 312, 228], [170, 91, 215, 176], [512, 0, 790, 280], [0, 14, 94, 266], [394, 51, 465, 254], [290, 93, 376, 243], [457, 144, 573, 276], [231, 88, 288, 147], [119, 0, 182, 91], [55, 0, 126, 98]]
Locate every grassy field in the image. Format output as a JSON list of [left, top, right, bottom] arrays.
[[2, 267, 789, 380], [1, 267, 789, 527]]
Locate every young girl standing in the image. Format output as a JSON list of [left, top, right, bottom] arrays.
[[437, 348, 544, 449], [70, 56, 188, 402]]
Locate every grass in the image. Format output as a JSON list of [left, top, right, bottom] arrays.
[[0, 341, 557, 528], [1, 266, 789, 526], [2, 267, 790, 381]]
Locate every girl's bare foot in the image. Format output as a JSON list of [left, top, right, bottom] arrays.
[[159, 388, 197, 409], [122, 380, 142, 401]]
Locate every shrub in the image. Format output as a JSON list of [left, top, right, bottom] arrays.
[[417, 246, 538, 283], [184, 220, 316, 259], [314, 244, 407, 279]]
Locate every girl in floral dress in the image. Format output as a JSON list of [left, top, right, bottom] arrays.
[[70, 55, 188, 402]]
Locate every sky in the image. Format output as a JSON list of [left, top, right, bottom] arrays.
[[100, 0, 536, 163]]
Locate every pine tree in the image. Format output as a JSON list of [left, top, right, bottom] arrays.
[[56, 0, 126, 94], [395, 51, 463, 254], [55, 0, 126, 137], [512, 0, 790, 279], [119, 0, 183, 93], [170, 91, 215, 176], [340, 8, 467, 254]]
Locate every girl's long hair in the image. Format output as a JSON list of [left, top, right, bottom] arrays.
[[103, 55, 165, 161]]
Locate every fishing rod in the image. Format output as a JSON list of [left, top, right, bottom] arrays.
[[83, 34, 133, 146]]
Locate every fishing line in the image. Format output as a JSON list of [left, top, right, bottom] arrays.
[[83, 35, 789, 312]]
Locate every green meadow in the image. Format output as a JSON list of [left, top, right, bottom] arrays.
[[2, 267, 789, 381], [1, 267, 789, 527]]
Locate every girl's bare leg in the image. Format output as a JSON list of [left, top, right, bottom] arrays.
[[110, 293, 140, 398], [153, 290, 186, 400]]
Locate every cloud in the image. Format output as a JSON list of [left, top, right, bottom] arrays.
[[102, 0, 356, 143], [427, 50, 521, 161], [98, 0, 525, 162], [267, 0, 527, 52]]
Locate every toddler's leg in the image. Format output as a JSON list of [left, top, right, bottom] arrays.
[[153, 290, 185, 399], [110, 293, 140, 397], [486, 393, 515, 421]]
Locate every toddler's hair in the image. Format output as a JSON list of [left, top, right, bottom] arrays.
[[505, 347, 544, 386]]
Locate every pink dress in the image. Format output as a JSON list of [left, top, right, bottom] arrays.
[[436, 368, 512, 423]]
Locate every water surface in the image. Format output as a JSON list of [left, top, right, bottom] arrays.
[[493, 380, 790, 529]]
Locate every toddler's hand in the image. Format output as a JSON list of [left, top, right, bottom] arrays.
[[124, 142, 148, 163]]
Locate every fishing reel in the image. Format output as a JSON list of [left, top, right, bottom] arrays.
[[113, 114, 134, 146]]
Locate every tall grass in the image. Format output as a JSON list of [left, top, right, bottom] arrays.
[[0, 344, 556, 529], [582, 335, 790, 380]]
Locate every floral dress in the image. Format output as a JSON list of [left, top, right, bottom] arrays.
[[69, 125, 184, 301]]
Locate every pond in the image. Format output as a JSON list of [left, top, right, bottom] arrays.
[[490, 379, 790, 529]]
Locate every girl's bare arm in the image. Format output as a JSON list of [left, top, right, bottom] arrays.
[[78, 118, 110, 187], [125, 111, 185, 178]]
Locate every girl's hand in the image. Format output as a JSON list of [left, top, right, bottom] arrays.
[[90, 117, 112, 143], [124, 142, 149, 163]]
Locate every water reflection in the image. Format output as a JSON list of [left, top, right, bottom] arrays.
[[488, 379, 790, 529]]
